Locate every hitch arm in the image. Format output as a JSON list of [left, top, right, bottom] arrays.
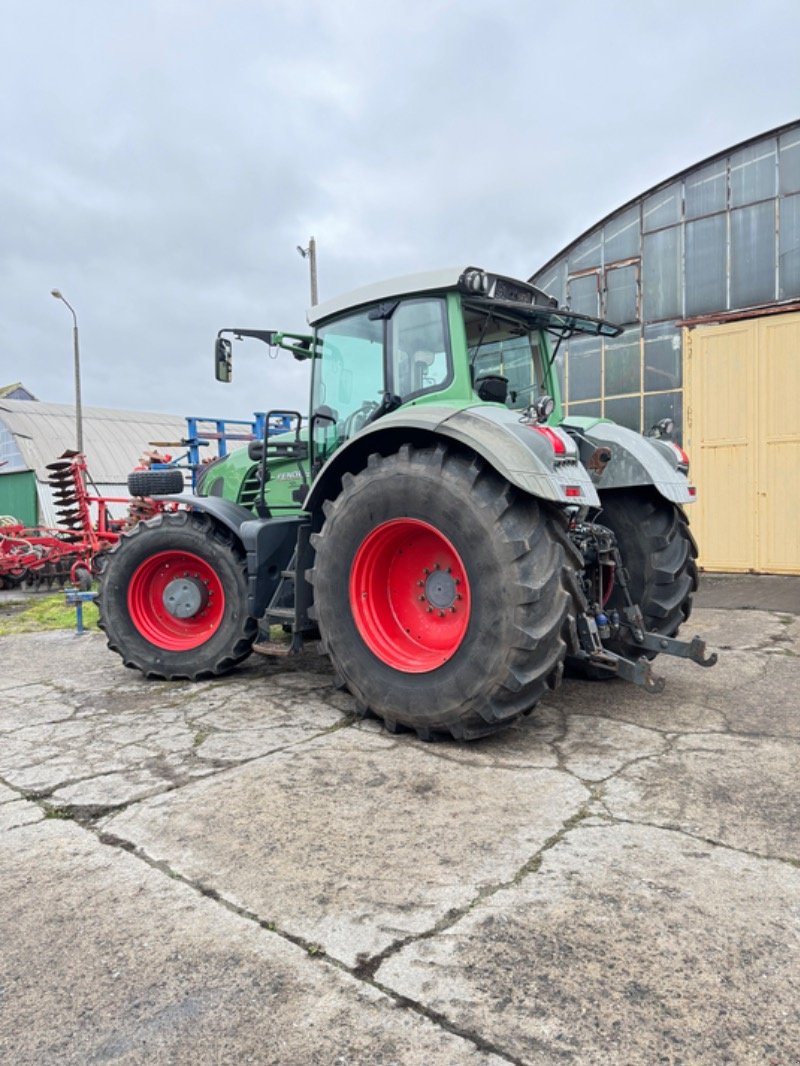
[[621, 608, 718, 667], [575, 614, 666, 693]]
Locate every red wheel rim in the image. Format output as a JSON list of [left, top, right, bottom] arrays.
[[349, 519, 471, 673], [127, 550, 225, 651]]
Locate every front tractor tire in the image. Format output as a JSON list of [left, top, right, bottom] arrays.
[[598, 487, 698, 658], [309, 444, 580, 741], [98, 510, 257, 679]]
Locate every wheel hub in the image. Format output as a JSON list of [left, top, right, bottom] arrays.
[[424, 567, 457, 609], [162, 576, 208, 619]]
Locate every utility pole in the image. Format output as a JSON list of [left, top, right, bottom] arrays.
[[296, 237, 319, 306], [50, 289, 84, 454]]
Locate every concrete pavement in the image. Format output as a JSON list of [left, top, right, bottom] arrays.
[[0, 604, 798, 1064]]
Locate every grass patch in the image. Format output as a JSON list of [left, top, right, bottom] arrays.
[[0, 593, 99, 635]]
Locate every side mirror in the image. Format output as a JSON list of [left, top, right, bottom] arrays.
[[311, 405, 338, 428], [215, 337, 233, 383]]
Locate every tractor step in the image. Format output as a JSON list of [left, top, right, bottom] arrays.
[[251, 639, 297, 658], [265, 606, 295, 621]]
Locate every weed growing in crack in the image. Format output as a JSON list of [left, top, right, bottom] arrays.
[[43, 805, 73, 820]]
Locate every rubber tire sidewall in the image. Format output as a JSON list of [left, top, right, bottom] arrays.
[[598, 487, 697, 657], [312, 448, 574, 734], [98, 511, 255, 679]]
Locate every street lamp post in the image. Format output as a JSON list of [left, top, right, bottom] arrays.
[[50, 289, 84, 455], [296, 237, 319, 306]]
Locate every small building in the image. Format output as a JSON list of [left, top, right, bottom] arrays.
[[0, 399, 187, 526], [0, 383, 38, 402], [532, 120, 800, 575]]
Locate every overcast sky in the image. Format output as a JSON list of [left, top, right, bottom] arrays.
[[2, 0, 799, 425]]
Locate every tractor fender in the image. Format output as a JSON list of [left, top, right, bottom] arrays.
[[153, 494, 255, 540], [560, 420, 694, 505], [305, 404, 600, 512]]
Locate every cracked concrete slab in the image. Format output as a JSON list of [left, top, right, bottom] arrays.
[[0, 819, 503, 1066], [555, 674, 729, 733], [1, 597, 798, 1064], [102, 729, 588, 966], [703, 654, 800, 737], [559, 633, 779, 736], [602, 732, 800, 857], [0, 638, 348, 809], [399, 704, 563, 771], [783, 615, 800, 654], [0, 798, 42, 830], [554, 714, 668, 781], [376, 823, 800, 1065], [679, 606, 790, 652]]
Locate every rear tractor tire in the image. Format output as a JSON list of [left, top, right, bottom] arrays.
[[597, 487, 698, 659], [98, 510, 257, 679], [309, 444, 581, 741]]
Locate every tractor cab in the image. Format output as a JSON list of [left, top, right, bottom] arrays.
[[304, 267, 621, 462], [212, 268, 621, 476]]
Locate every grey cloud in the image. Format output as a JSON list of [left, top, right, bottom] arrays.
[[1, 0, 798, 419]]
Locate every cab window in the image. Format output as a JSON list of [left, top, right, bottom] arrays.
[[389, 298, 450, 401], [470, 328, 544, 409]]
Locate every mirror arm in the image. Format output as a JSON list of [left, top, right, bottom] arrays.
[[218, 328, 277, 346]]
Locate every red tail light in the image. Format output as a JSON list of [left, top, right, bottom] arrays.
[[528, 424, 567, 456], [667, 441, 690, 468]]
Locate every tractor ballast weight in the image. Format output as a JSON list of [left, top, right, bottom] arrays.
[[98, 265, 716, 740]]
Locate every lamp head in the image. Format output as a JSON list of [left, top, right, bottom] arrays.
[[51, 289, 62, 299]]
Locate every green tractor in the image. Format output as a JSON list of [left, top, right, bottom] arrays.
[[99, 267, 716, 740]]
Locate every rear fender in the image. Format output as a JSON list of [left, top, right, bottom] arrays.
[[304, 404, 600, 512], [560, 420, 694, 505]]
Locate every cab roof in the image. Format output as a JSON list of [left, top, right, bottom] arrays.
[[306, 267, 470, 326]]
